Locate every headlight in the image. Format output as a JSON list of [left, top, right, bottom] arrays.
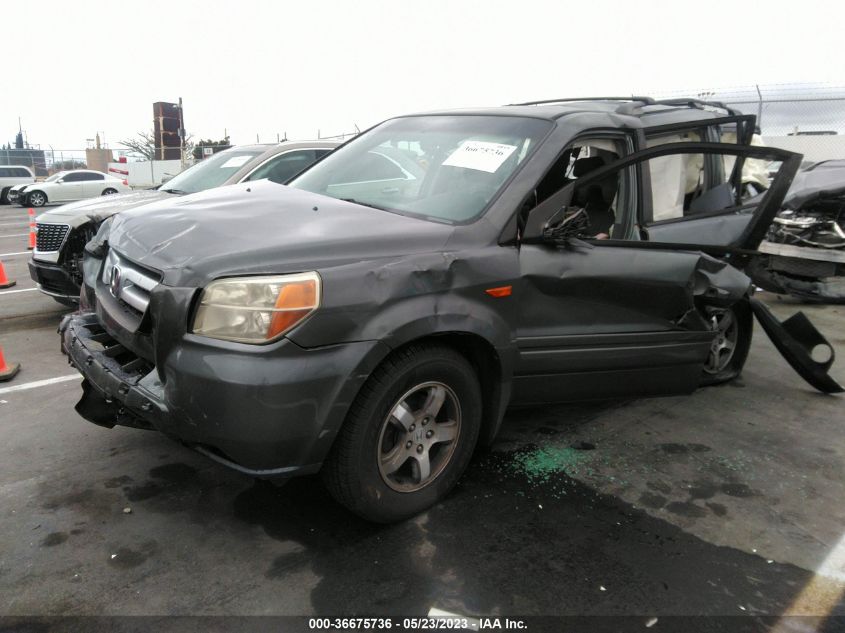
[[191, 272, 321, 344]]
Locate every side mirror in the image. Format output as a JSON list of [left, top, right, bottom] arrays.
[[540, 207, 592, 246], [56, 178, 64, 183], [160, 174, 173, 184], [522, 184, 579, 243]]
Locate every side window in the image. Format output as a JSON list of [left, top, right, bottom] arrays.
[[246, 150, 316, 184], [525, 138, 632, 239], [720, 130, 770, 197], [527, 144, 796, 249], [642, 151, 746, 225], [0, 168, 8, 178], [314, 149, 332, 159], [647, 153, 703, 222], [14, 168, 31, 177], [89, 173, 104, 181], [63, 173, 81, 182]]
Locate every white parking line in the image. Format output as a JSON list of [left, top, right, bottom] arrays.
[[0, 374, 81, 395], [0, 287, 37, 295], [0, 251, 29, 258], [0, 222, 28, 227], [0, 233, 28, 238]]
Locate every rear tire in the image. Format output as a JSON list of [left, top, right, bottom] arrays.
[[323, 344, 482, 522], [0, 187, 9, 204], [102, 188, 118, 196], [699, 299, 753, 386]]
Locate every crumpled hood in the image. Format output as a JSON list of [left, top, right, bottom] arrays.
[[36, 189, 169, 225], [107, 180, 454, 287], [783, 163, 845, 211]]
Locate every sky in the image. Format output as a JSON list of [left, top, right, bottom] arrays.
[[2, 0, 844, 151]]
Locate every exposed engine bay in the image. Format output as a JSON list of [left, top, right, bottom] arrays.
[[754, 160, 845, 302]]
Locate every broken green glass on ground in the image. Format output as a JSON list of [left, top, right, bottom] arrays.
[[509, 445, 593, 484]]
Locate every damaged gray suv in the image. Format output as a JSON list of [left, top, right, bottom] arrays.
[[61, 97, 842, 522]]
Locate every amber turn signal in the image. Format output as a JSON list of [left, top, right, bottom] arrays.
[[485, 285, 512, 298]]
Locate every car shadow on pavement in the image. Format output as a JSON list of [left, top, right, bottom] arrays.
[[230, 448, 840, 619]]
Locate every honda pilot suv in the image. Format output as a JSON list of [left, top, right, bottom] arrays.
[[61, 98, 841, 522]]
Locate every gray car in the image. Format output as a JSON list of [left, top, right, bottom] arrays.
[[29, 140, 340, 304]]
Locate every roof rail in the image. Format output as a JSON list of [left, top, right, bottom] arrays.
[[652, 97, 733, 111], [508, 96, 745, 119], [508, 96, 656, 107]]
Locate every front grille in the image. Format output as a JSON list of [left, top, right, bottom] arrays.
[[36, 223, 70, 252], [77, 318, 155, 380], [101, 249, 161, 316]]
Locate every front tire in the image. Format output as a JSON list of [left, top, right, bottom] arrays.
[[27, 190, 47, 207], [699, 299, 753, 386], [323, 344, 482, 522]]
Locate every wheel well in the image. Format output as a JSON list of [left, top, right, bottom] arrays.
[[391, 332, 506, 448], [28, 189, 46, 200]]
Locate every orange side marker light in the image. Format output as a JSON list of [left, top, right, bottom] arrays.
[[485, 285, 512, 298]]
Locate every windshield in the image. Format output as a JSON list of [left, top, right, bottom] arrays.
[[160, 148, 264, 194], [289, 115, 551, 223], [45, 172, 65, 182]]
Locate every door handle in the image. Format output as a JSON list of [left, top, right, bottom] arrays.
[[381, 187, 399, 195]]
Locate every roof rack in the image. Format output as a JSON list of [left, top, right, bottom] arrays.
[[509, 96, 740, 117], [508, 96, 656, 107], [653, 97, 733, 111]]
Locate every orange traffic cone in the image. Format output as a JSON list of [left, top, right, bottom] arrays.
[[0, 260, 15, 289], [0, 345, 20, 382], [27, 209, 36, 250]]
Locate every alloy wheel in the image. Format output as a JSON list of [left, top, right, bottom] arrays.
[[377, 381, 461, 492], [29, 192, 46, 207], [704, 307, 739, 374]]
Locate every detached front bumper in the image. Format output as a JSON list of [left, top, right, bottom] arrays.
[[28, 259, 80, 301], [61, 311, 388, 477]]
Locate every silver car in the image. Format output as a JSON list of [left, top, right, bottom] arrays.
[[29, 140, 340, 304]]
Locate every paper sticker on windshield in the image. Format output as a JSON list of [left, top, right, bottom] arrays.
[[219, 155, 251, 169], [442, 141, 517, 173]]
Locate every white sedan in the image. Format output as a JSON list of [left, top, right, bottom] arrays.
[[12, 170, 131, 207]]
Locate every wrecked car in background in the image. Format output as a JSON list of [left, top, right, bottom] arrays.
[[59, 97, 842, 523], [753, 160, 845, 302], [28, 141, 339, 305]]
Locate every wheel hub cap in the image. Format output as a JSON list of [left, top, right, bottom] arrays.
[[377, 381, 461, 493], [704, 307, 739, 374]]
